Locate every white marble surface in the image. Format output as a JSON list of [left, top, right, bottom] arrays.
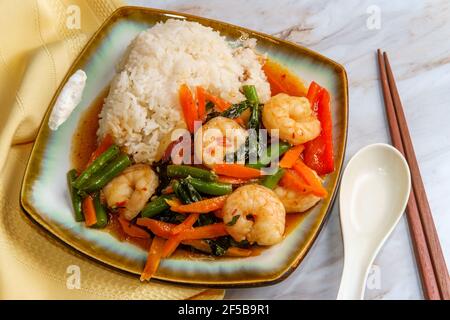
[[127, 0, 450, 300]]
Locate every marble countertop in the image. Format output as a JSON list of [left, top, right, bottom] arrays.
[[128, 0, 450, 300]]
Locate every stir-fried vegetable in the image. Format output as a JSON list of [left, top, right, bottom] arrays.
[[167, 165, 217, 181], [67, 170, 84, 222], [168, 195, 228, 213], [261, 168, 285, 189], [171, 213, 200, 235], [140, 236, 165, 281], [179, 84, 197, 133], [93, 193, 108, 228], [247, 141, 291, 169], [262, 59, 308, 97], [141, 195, 172, 218], [243, 85, 259, 108], [172, 179, 202, 204], [82, 195, 97, 227], [216, 176, 250, 184], [304, 82, 334, 175], [118, 216, 150, 239], [66, 78, 335, 283], [186, 176, 232, 196], [162, 213, 199, 258], [196, 86, 207, 122], [72, 145, 119, 189], [137, 218, 227, 241], [180, 223, 228, 240], [279, 144, 305, 168], [80, 153, 131, 192], [181, 179, 202, 202], [84, 134, 114, 169], [152, 211, 186, 224], [203, 90, 231, 111], [280, 169, 326, 197], [221, 101, 249, 119], [292, 159, 327, 197], [213, 164, 262, 179], [137, 218, 175, 238]]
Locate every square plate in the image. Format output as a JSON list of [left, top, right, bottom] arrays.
[[21, 6, 348, 287]]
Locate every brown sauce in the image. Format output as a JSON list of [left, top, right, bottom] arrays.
[[71, 88, 310, 256], [71, 87, 109, 172], [70, 87, 152, 251]]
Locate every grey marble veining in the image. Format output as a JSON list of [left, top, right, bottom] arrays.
[[127, 0, 450, 300]]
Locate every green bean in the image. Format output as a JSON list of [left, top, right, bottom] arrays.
[[243, 85, 260, 131], [261, 168, 285, 189], [72, 145, 120, 189], [141, 195, 172, 218], [242, 85, 259, 106], [80, 153, 131, 192], [67, 169, 84, 222], [186, 177, 232, 196], [247, 141, 291, 169], [167, 165, 217, 181], [93, 193, 108, 228], [172, 180, 191, 204], [180, 179, 202, 202], [221, 101, 249, 119]]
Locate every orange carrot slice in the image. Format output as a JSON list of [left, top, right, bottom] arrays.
[[140, 236, 165, 281], [165, 198, 182, 208], [204, 91, 231, 111], [82, 196, 97, 227], [169, 196, 228, 213], [136, 218, 176, 238], [179, 84, 198, 133], [292, 159, 327, 197], [216, 176, 250, 184], [178, 223, 228, 240], [118, 216, 150, 239], [262, 59, 308, 97], [196, 87, 207, 122], [279, 144, 305, 168], [162, 214, 199, 258], [212, 164, 263, 179], [279, 169, 319, 195], [171, 213, 200, 235]]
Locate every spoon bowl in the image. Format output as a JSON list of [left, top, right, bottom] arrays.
[[337, 143, 411, 299]]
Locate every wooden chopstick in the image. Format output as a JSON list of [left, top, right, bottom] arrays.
[[377, 50, 440, 300], [377, 49, 450, 300], [382, 51, 450, 300]]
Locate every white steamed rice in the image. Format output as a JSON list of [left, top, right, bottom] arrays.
[[97, 19, 271, 163]]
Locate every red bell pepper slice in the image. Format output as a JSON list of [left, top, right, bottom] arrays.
[[304, 82, 334, 175], [306, 81, 322, 112]]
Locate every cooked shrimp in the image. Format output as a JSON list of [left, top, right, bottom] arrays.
[[194, 116, 248, 168], [262, 93, 321, 145], [274, 186, 321, 213], [222, 184, 286, 246], [103, 164, 158, 220]]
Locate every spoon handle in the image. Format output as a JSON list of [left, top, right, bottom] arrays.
[[337, 253, 373, 300]]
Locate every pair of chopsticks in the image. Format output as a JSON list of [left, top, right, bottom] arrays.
[[377, 50, 450, 300]]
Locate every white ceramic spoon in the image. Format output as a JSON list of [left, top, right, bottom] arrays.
[[337, 143, 411, 300]]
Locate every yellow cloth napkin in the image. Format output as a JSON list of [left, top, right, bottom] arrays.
[[0, 0, 224, 300]]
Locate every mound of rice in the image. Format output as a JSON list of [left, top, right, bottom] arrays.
[[97, 19, 271, 164]]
